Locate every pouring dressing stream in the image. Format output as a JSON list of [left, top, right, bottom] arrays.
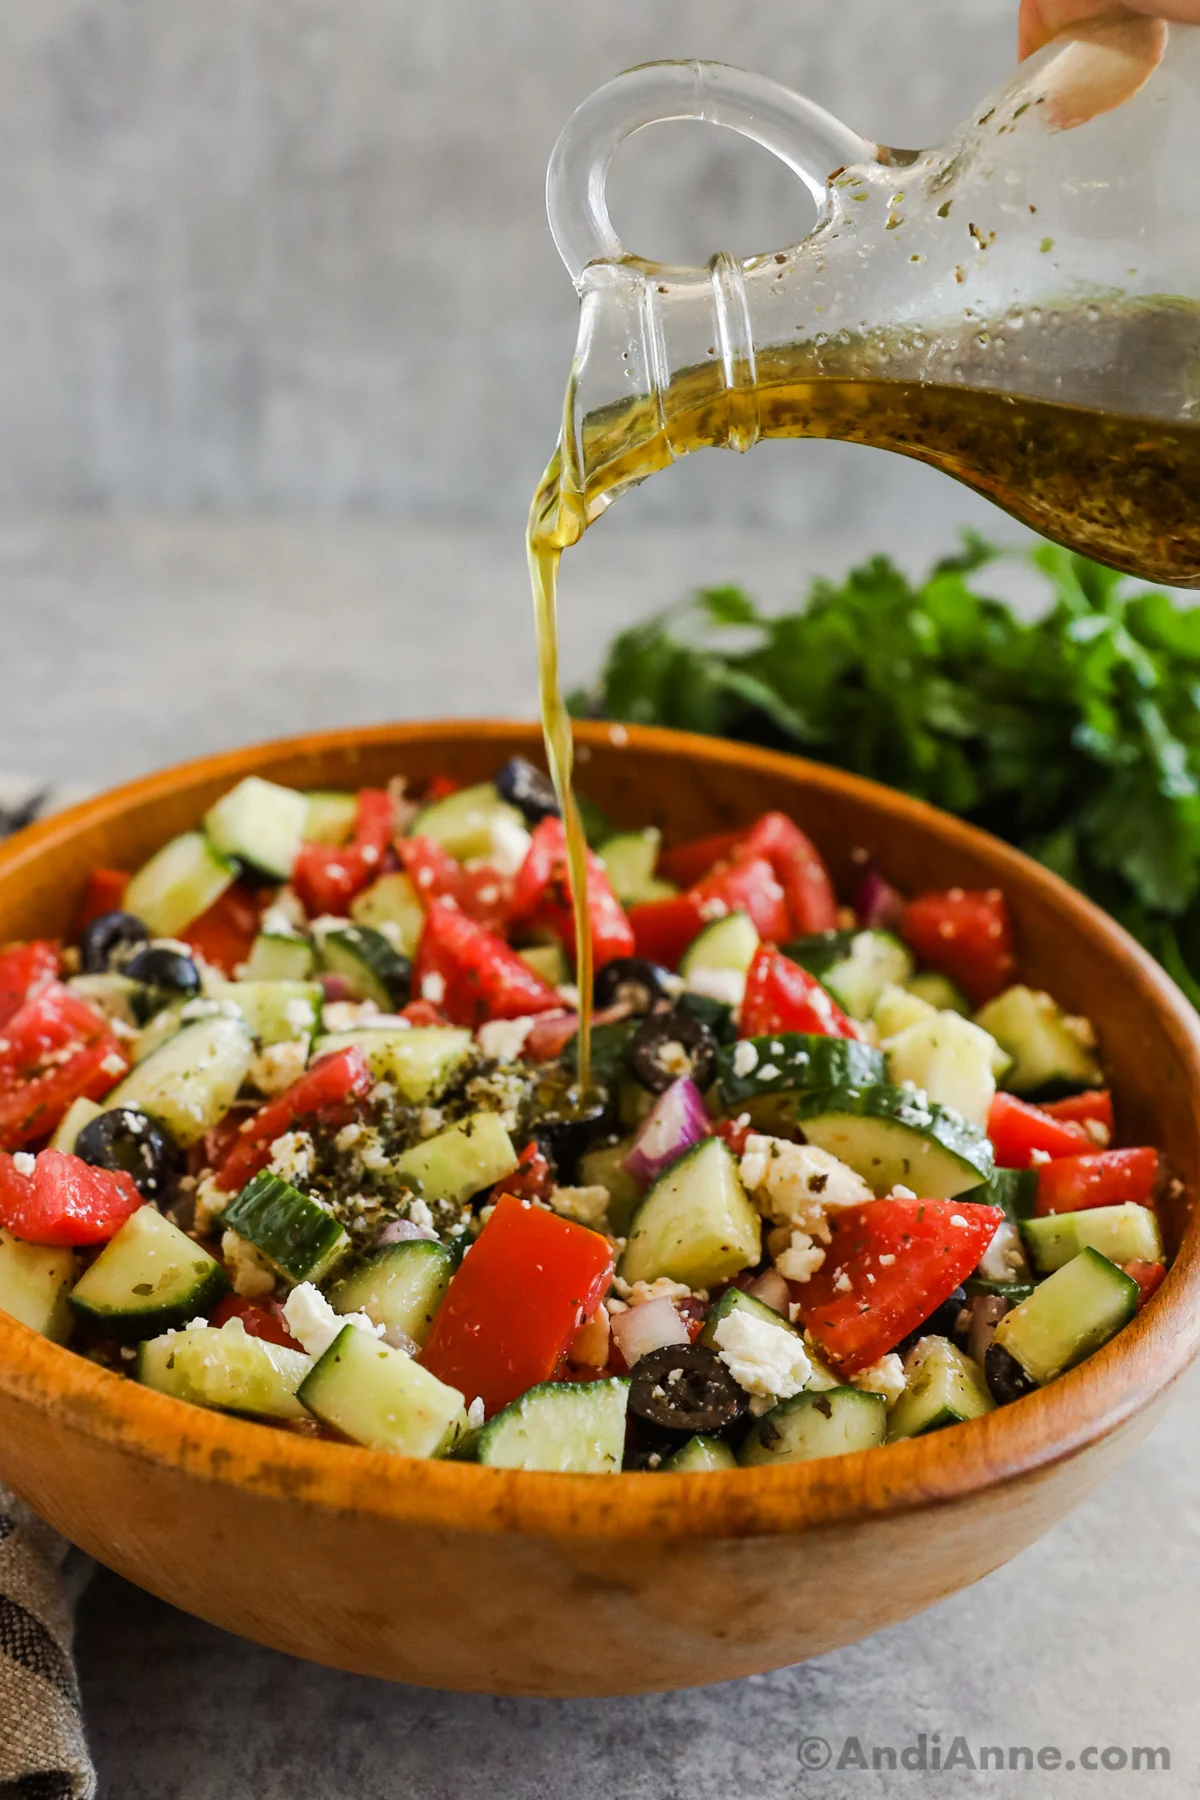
[[531, 26, 1200, 1081]]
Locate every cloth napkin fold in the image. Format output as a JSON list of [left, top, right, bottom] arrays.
[[0, 779, 96, 1800]]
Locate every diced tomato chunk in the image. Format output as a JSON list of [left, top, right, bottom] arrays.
[[798, 1198, 1004, 1376], [657, 830, 744, 889], [1035, 1147, 1159, 1216], [420, 1194, 614, 1416], [0, 942, 61, 1028], [1040, 1089, 1114, 1138], [216, 1045, 373, 1192], [0, 984, 128, 1150], [1123, 1259, 1167, 1308], [181, 882, 261, 976], [628, 894, 707, 970], [414, 900, 561, 1030], [423, 774, 461, 803], [292, 788, 396, 917], [690, 855, 790, 944], [511, 818, 635, 970], [714, 1116, 753, 1157], [900, 887, 1016, 1006], [397, 836, 512, 931], [0, 1148, 141, 1246], [492, 1140, 554, 1205], [209, 1295, 303, 1349], [396, 999, 447, 1028], [352, 789, 394, 862], [986, 1091, 1088, 1168], [739, 943, 858, 1040], [76, 869, 129, 933], [735, 812, 838, 936]]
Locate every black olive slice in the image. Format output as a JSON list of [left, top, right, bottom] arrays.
[[494, 757, 561, 825], [628, 1343, 747, 1439], [984, 1341, 1038, 1406], [531, 1079, 612, 1181], [593, 957, 671, 1016], [628, 1006, 718, 1095], [123, 946, 203, 997], [895, 1285, 969, 1357], [74, 1107, 186, 1202], [79, 910, 150, 975]]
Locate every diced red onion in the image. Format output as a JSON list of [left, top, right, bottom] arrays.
[[746, 1268, 791, 1315], [623, 1076, 710, 1187], [609, 1294, 690, 1366], [967, 1294, 1009, 1367], [375, 1218, 437, 1246], [320, 973, 354, 1002], [855, 867, 906, 931]]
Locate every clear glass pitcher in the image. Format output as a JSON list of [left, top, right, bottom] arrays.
[[540, 19, 1200, 585]]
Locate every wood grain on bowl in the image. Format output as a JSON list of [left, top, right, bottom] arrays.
[[0, 721, 1196, 1695]]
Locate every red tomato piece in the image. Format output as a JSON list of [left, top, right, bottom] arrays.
[[291, 788, 395, 917], [739, 944, 858, 1040], [396, 999, 447, 1028], [0, 1148, 141, 1246], [798, 1197, 1004, 1376], [76, 869, 130, 933], [419, 1194, 614, 1416], [900, 887, 1016, 1006], [397, 837, 512, 932], [628, 894, 707, 970], [690, 855, 790, 945], [657, 829, 745, 890], [1035, 1146, 1159, 1215], [511, 818, 635, 970], [0, 985, 128, 1150], [1123, 1259, 1167, 1308], [0, 942, 61, 1028], [986, 1091, 1088, 1168], [216, 1045, 373, 1192], [414, 901, 562, 1030], [423, 774, 461, 803], [209, 1294, 303, 1349], [714, 1116, 754, 1157], [353, 789, 394, 862], [181, 882, 262, 977], [735, 813, 838, 936], [492, 1140, 554, 1205], [1040, 1089, 1114, 1138]]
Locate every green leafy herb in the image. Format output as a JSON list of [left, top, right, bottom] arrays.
[[571, 537, 1200, 1004]]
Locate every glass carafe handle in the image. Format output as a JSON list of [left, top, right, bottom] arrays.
[[546, 60, 878, 286]]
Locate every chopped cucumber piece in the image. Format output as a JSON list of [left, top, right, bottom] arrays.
[[698, 1284, 801, 1353], [975, 985, 1102, 1095], [0, 1230, 76, 1341], [907, 971, 970, 1015], [327, 1239, 455, 1348], [130, 1000, 188, 1066], [620, 1137, 761, 1289], [961, 1167, 1039, 1224], [302, 789, 358, 846], [312, 1025, 472, 1104], [137, 1321, 312, 1420], [242, 933, 315, 982], [883, 1010, 1000, 1128], [715, 1032, 886, 1121], [350, 872, 426, 957], [1020, 1202, 1163, 1274], [578, 1137, 644, 1237], [873, 983, 935, 1039], [69, 1207, 229, 1339], [394, 1112, 519, 1206], [49, 1095, 103, 1154], [68, 973, 149, 1030], [221, 1172, 350, 1286], [739, 1386, 886, 1466], [471, 1378, 629, 1473], [409, 782, 528, 863], [887, 1336, 994, 1440], [662, 1434, 737, 1473], [298, 1323, 467, 1457], [795, 1083, 993, 1197], [317, 924, 410, 1011], [965, 1275, 1036, 1304], [787, 928, 913, 1021], [204, 776, 307, 881], [598, 829, 677, 906], [124, 832, 236, 937], [106, 1016, 254, 1145], [517, 941, 572, 987], [675, 991, 738, 1046], [218, 980, 321, 1047], [679, 911, 759, 982], [994, 1247, 1138, 1383]]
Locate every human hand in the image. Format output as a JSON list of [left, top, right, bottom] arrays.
[[1019, 0, 1200, 58]]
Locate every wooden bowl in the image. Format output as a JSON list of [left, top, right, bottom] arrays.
[[0, 721, 1197, 1697]]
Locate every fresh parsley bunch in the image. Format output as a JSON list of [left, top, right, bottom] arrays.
[[570, 535, 1200, 1004]]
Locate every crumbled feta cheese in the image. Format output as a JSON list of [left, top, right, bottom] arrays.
[[712, 1309, 812, 1412], [486, 814, 534, 876], [833, 1269, 853, 1294], [684, 967, 746, 1008], [12, 1152, 35, 1177], [467, 1396, 486, 1431], [548, 1184, 610, 1229], [335, 1121, 363, 1151], [739, 1135, 873, 1241], [1029, 1147, 1052, 1166], [407, 1197, 438, 1236], [657, 1039, 693, 1078], [976, 1219, 1028, 1282], [774, 1229, 827, 1283], [420, 972, 446, 1006], [950, 1213, 969, 1227], [100, 1051, 127, 1077], [851, 1352, 906, 1407], [889, 1184, 917, 1200], [267, 1130, 315, 1185], [877, 1252, 896, 1267], [477, 1016, 536, 1063], [757, 1063, 781, 1082], [321, 999, 381, 1032], [283, 1282, 380, 1360], [262, 887, 308, 933], [220, 1230, 277, 1298], [193, 1171, 231, 1235], [249, 1038, 309, 1096], [733, 1040, 760, 1085]]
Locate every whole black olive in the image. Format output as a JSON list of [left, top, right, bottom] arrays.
[[894, 1285, 969, 1358], [122, 946, 203, 997], [984, 1341, 1038, 1406], [79, 910, 150, 975], [532, 1081, 612, 1181], [628, 1343, 747, 1440], [593, 956, 671, 1016], [74, 1107, 185, 1202], [494, 756, 561, 824], [628, 1006, 718, 1096]]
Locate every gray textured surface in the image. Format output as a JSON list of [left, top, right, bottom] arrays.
[[0, 512, 1193, 1797], [0, 1, 1019, 528]]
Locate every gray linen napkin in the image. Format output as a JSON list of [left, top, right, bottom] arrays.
[[0, 780, 96, 1800]]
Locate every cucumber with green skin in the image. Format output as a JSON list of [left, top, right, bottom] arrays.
[[661, 1434, 737, 1473], [124, 832, 236, 938], [408, 782, 527, 862], [204, 776, 308, 881], [785, 928, 913, 1021], [218, 980, 322, 1047], [715, 1033, 886, 1114], [619, 1136, 761, 1290], [106, 1016, 255, 1146], [327, 1239, 455, 1348], [138, 1323, 312, 1421], [577, 1137, 644, 1237], [312, 1025, 472, 1104], [242, 933, 316, 983], [469, 1378, 629, 1473], [793, 1083, 993, 1198], [993, 1246, 1138, 1384], [0, 1230, 76, 1341], [303, 789, 358, 846], [317, 924, 411, 1012], [960, 1167, 1039, 1224], [738, 1386, 886, 1466], [698, 1284, 802, 1354], [299, 1323, 469, 1457], [598, 829, 676, 906], [68, 1207, 229, 1340], [350, 873, 426, 958], [393, 1112, 519, 1207], [680, 911, 760, 981], [1020, 1202, 1163, 1274], [221, 1173, 351, 1286], [974, 985, 1102, 1095], [886, 1336, 994, 1440]]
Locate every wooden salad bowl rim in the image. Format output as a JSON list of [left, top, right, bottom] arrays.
[[1, 718, 1198, 1544]]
